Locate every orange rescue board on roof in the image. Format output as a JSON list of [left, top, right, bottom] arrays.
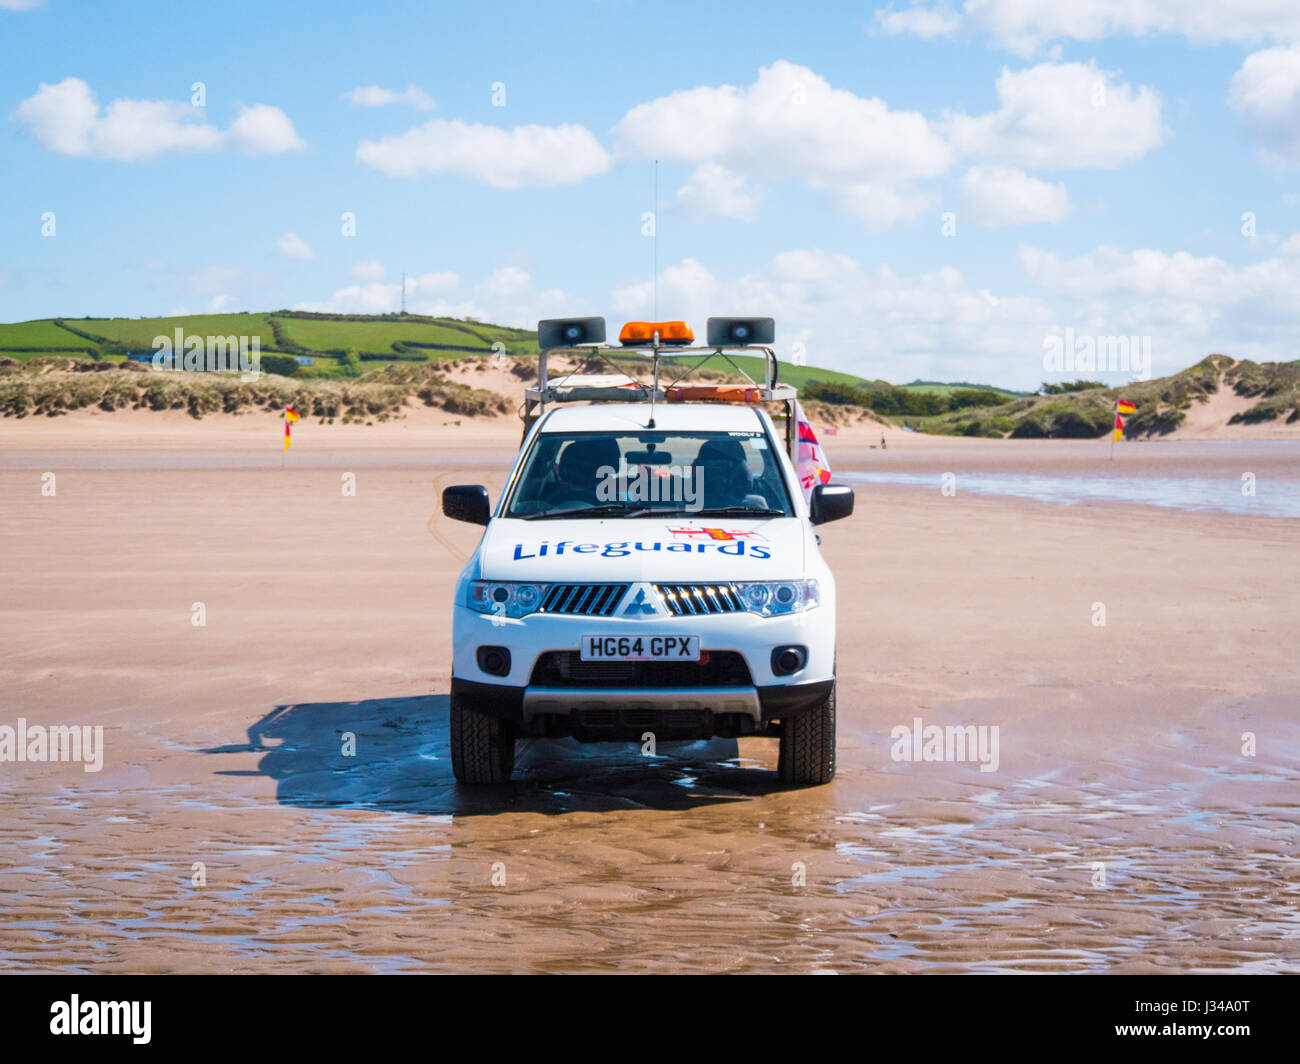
[[665, 384, 764, 403]]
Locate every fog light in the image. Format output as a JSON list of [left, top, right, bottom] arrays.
[[771, 645, 807, 677], [476, 646, 511, 677]]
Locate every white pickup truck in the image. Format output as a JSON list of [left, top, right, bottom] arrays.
[[442, 316, 854, 785]]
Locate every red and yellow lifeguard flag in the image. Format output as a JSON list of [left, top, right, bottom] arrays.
[[283, 406, 300, 450], [1113, 399, 1137, 442]]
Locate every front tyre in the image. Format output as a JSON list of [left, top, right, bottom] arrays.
[[450, 692, 516, 784], [777, 682, 835, 785]]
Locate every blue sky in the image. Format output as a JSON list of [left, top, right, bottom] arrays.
[[3, 0, 1300, 388]]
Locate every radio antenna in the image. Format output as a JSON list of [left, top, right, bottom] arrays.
[[652, 159, 659, 321], [648, 329, 658, 429]]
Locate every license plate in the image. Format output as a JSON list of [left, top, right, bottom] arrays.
[[580, 635, 701, 662]]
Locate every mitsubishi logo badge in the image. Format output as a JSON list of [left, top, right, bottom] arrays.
[[622, 586, 658, 615]]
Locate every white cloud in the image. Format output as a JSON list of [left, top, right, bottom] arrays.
[[876, 4, 961, 38], [294, 271, 459, 315], [958, 166, 1070, 224], [143, 262, 277, 312], [1230, 45, 1300, 167], [616, 60, 953, 185], [611, 258, 721, 322], [610, 239, 1300, 389], [276, 232, 315, 261], [819, 181, 937, 230], [14, 78, 216, 158], [1, 1, 46, 11], [352, 260, 386, 281], [611, 251, 1053, 386], [12, 78, 304, 160], [1019, 240, 1300, 366], [295, 267, 576, 328], [345, 84, 435, 110], [356, 118, 610, 187], [615, 61, 953, 231], [184, 265, 248, 294], [227, 103, 305, 154], [674, 163, 759, 221], [875, 1, 1300, 55], [946, 61, 1163, 169], [615, 60, 1157, 231]]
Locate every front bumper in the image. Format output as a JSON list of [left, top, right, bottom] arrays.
[[452, 602, 835, 690], [451, 676, 833, 724]]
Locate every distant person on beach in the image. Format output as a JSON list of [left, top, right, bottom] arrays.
[[881, 432, 887, 450]]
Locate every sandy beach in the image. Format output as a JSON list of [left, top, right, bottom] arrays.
[[1, 409, 1297, 973]]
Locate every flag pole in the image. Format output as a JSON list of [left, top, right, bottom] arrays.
[[1109, 399, 1117, 461]]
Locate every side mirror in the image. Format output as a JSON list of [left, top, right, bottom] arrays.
[[810, 483, 854, 525], [442, 484, 491, 526]]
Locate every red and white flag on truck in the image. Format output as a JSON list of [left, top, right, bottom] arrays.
[[794, 399, 832, 503]]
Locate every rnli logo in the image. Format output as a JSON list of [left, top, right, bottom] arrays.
[[668, 527, 761, 541], [622, 585, 660, 615]]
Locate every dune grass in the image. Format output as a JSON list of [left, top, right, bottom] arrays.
[[0, 357, 511, 421]]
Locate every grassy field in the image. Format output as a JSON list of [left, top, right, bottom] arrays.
[[0, 320, 100, 352], [0, 313, 543, 362], [274, 316, 490, 355], [901, 380, 1030, 397], [70, 313, 281, 352], [459, 321, 540, 355]]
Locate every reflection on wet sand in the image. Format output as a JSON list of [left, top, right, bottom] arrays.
[[8, 692, 1294, 974]]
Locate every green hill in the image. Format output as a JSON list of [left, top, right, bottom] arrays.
[[0, 311, 541, 370], [805, 354, 1300, 437], [0, 311, 881, 388]]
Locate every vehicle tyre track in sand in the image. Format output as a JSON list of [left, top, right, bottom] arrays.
[[426, 472, 471, 563]]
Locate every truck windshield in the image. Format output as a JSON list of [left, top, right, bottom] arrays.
[[504, 429, 795, 519]]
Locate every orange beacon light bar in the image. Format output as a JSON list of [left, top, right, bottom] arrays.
[[618, 320, 695, 346]]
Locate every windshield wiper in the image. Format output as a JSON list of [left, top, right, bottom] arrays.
[[657, 506, 788, 518], [521, 503, 656, 521]]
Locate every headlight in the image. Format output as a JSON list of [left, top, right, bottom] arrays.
[[468, 581, 548, 618], [734, 579, 819, 617]]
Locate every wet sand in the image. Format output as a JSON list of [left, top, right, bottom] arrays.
[[1, 416, 1298, 973]]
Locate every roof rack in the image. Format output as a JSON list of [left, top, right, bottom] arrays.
[[521, 338, 800, 460], [527, 342, 794, 404]]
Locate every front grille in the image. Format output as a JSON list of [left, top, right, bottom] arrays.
[[655, 583, 745, 616], [539, 583, 628, 616], [530, 650, 752, 688]]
